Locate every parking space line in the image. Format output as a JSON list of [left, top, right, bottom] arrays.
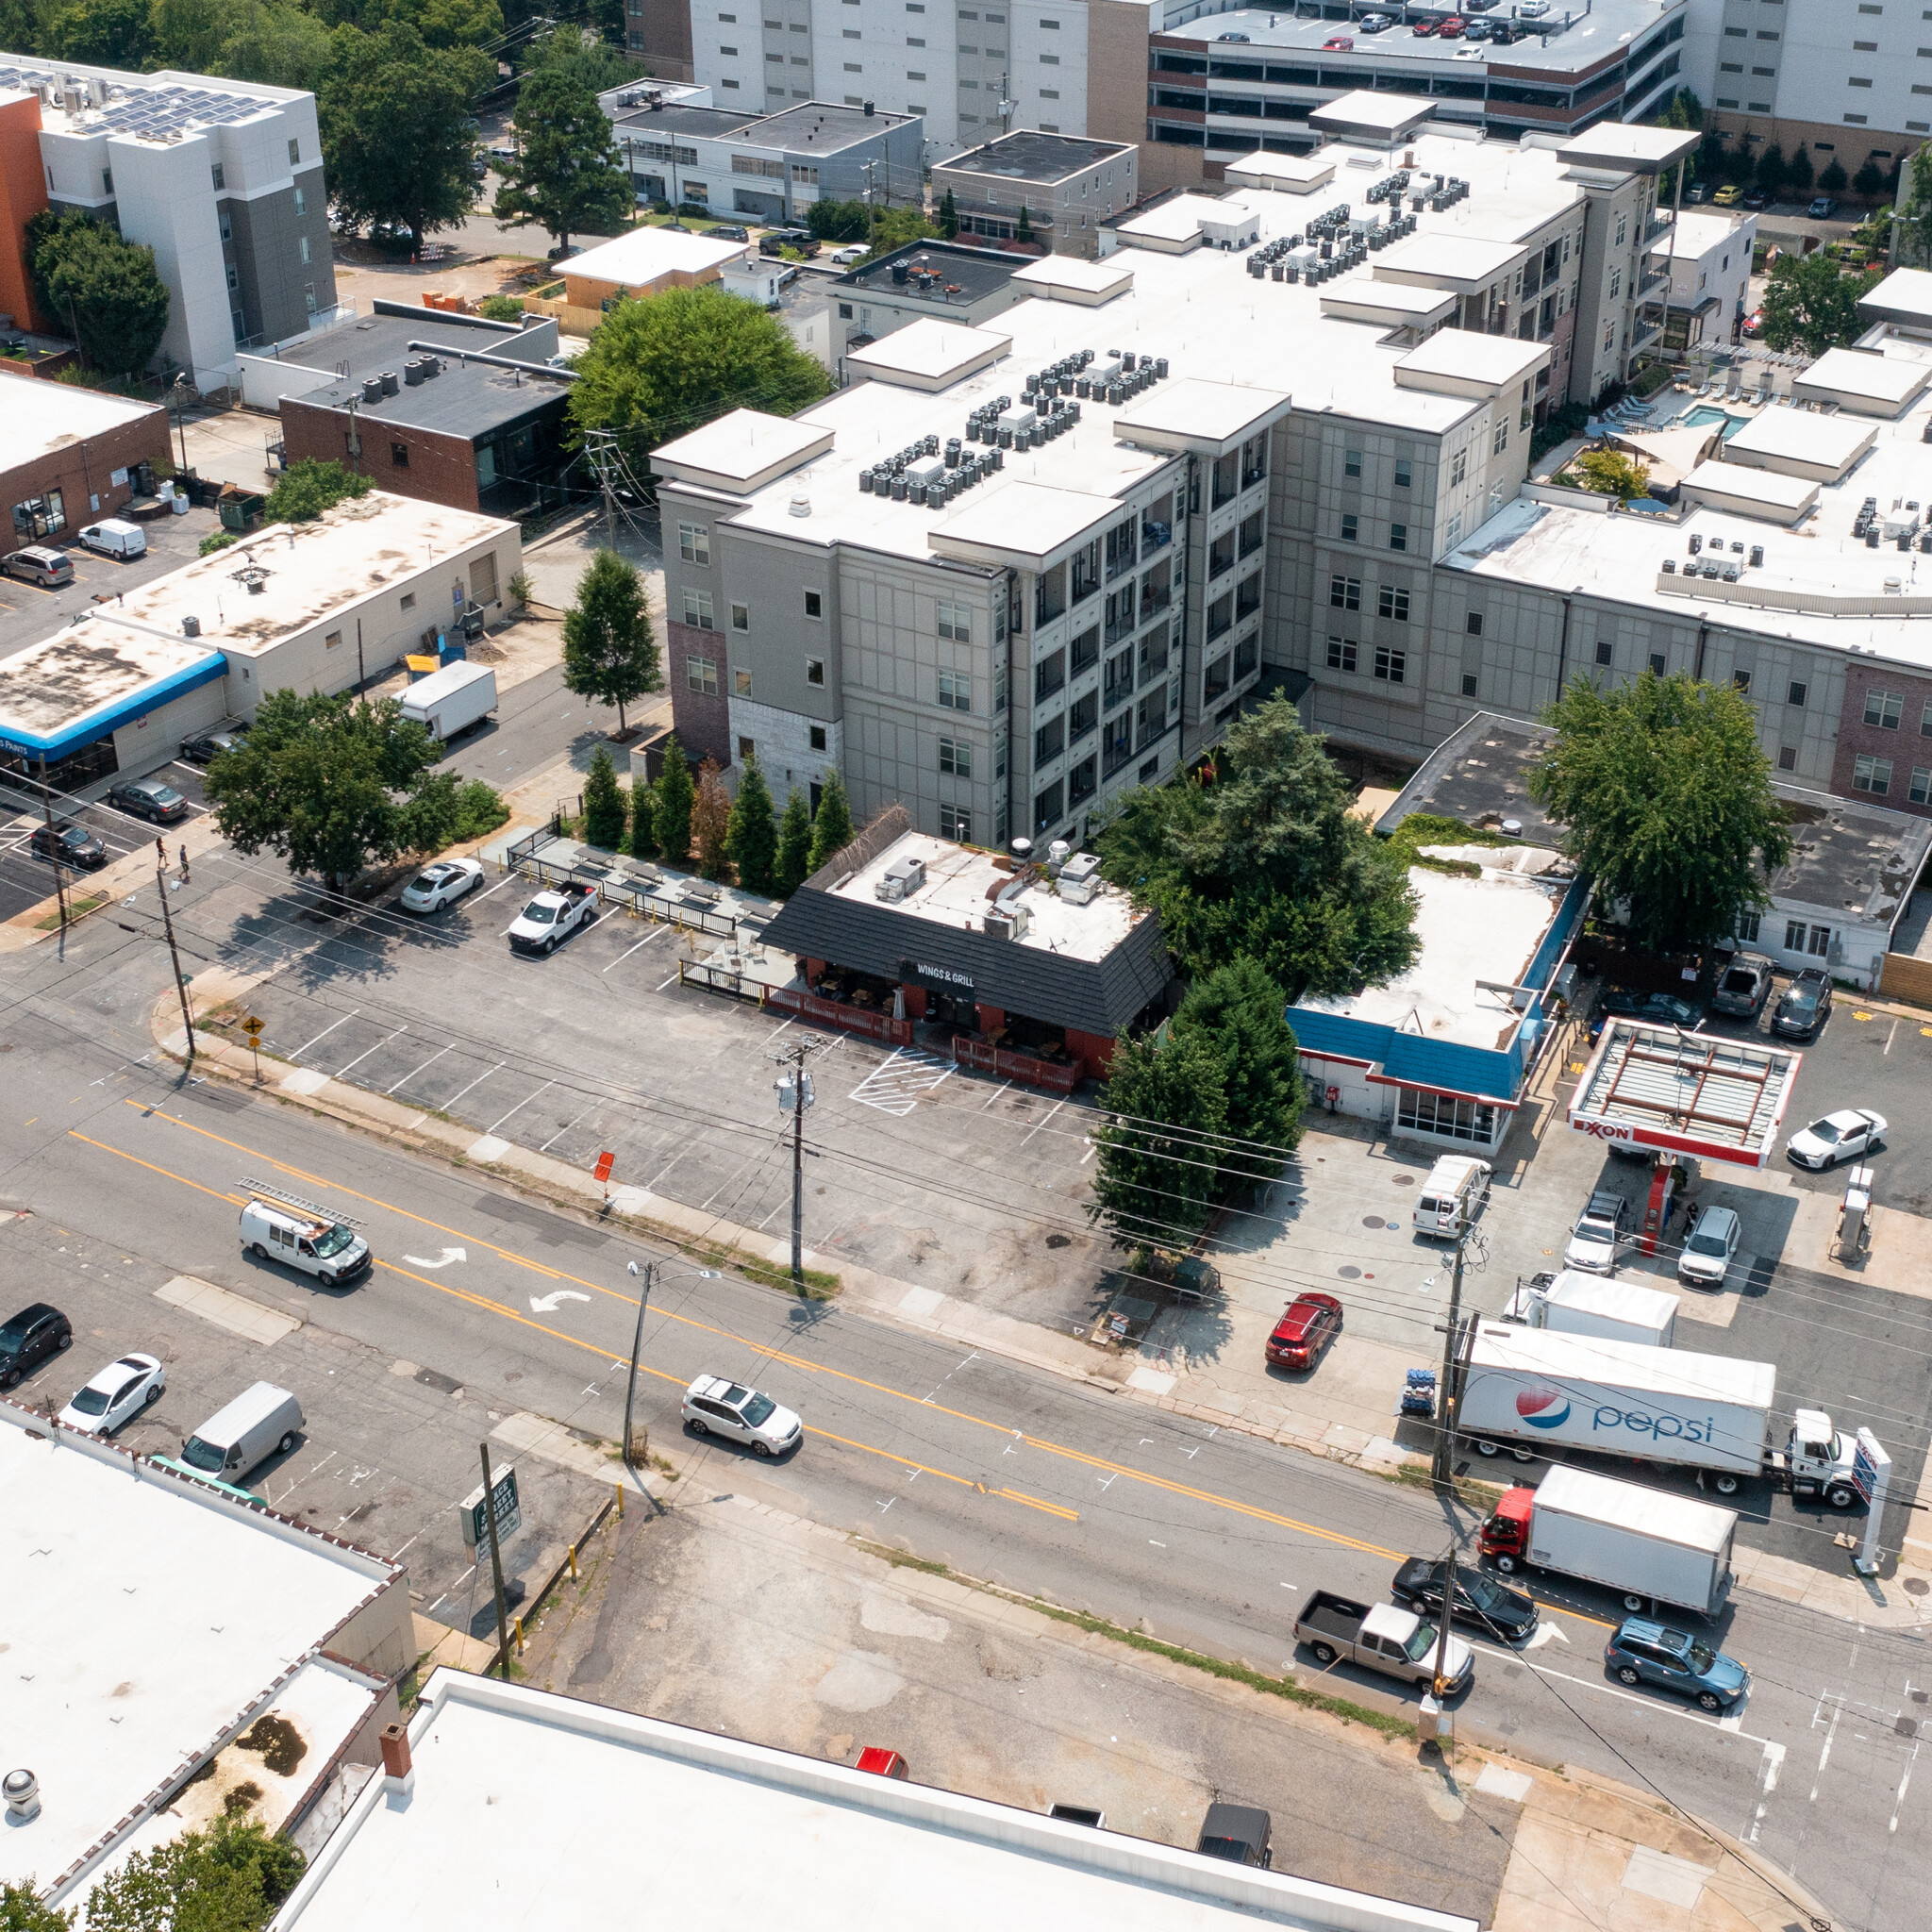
[[290, 1010, 359, 1060], [540, 1103, 597, 1154], [443, 1059, 507, 1108], [656, 971, 681, 991], [386, 1043, 453, 1095], [488, 1079, 554, 1134], [1020, 1098, 1065, 1145], [602, 930, 663, 973], [473, 873, 521, 904], [333, 1024, 408, 1080]]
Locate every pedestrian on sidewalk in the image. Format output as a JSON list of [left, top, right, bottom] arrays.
[[178, 842, 191, 885]]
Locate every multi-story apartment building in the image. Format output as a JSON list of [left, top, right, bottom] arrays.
[[1685, 0, 1929, 168], [932, 128, 1138, 254], [0, 56, 336, 387]]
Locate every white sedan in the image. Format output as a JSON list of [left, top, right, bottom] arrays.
[[681, 1374, 803, 1457], [1787, 1108, 1887, 1171], [400, 857, 484, 913], [58, 1352, 165, 1435]]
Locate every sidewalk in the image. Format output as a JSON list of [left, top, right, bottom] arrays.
[[0, 810, 229, 956]]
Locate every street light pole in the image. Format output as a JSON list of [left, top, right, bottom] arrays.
[[772, 1036, 822, 1289], [624, 1257, 654, 1486]]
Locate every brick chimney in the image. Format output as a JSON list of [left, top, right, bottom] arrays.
[[379, 1722, 414, 1797]]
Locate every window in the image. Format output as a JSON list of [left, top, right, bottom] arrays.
[[1492, 417, 1508, 455], [1594, 638, 1614, 667], [1344, 448, 1362, 478], [940, 736, 972, 776], [1609, 268, 1622, 301], [1326, 636, 1357, 673], [1033, 714, 1062, 764], [1340, 512, 1358, 542], [401, 592, 416, 611], [325, 629, 341, 651], [102, 167, 112, 194], [1071, 625, 1100, 675], [1069, 690, 1098, 742], [293, 186, 306, 215], [941, 804, 972, 841], [683, 588, 715, 629], [1778, 745, 1798, 771], [938, 597, 971, 641], [1789, 679, 1808, 708], [730, 601, 749, 632], [1450, 447, 1467, 488], [809, 724, 828, 752], [687, 654, 719, 694], [938, 669, 972, 710], [803, 589, 824, 619], [805, 656, 824, 686], [1461, 673, 1479, 698], [1377, 585, 1409, 622], [1854, 752, 1892, 794], [211, 162, 225, 190], [1736, 910, 1761, 945], [1389, 523, 1407, 553], [288, 137, 300, 164], [1649, 651, 1668, 675], [739, 735, 756, 762], [678, 522, 710, 564], [1733, 669, 1752, 693], [1393, 458, 1411, 490], [1398, 1089, 1495, 1144], [1036, 648, 1065, 701], [994, 662, 1006, 712], [390, 441, 408, 467], [1329, 574, 1360, 611], [1913, 767, 1932, 804], [735, 668, 753, 696], [1033, 781, 1063, 835], [299, 233, 313, 265], [1808, 923, 1832, 957], [1464, 610, 1483, 638], [1866, 690, 1903, 728], [225, 264, 240, 291], [1374, 644, 1407, 684]]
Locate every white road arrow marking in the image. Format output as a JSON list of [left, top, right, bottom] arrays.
[[1524, 1623, 1571, 1650], [403, 1247, 467, 1268], [528, 1289, 592, 1313]]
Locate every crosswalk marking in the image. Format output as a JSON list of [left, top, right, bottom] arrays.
[[848, 1045, 956, 1117]]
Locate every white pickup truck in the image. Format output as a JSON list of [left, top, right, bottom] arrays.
[[507, 880, 599, 955]]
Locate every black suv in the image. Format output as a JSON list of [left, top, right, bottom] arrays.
[[28, 820, 108, 869], [1392, 1557, 1539, 1641], [1773, 967, 1832, 1039], [1710, 954, 1775, 1020], [0, 1302, 72, 1388]]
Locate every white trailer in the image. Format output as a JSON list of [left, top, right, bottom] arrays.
[[401, 661, 497, 742], [1480, 1465, 1737, 1618], [1502, 1272, 1679, 1347]]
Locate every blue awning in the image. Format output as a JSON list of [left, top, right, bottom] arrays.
[[0, 648, 228, 762]]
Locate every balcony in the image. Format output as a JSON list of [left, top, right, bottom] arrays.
[[1141, 518, 1173, 554], [1643, 209, 1674, 248], [1141, 578, 1172, 619], [1630, 312, 1665, 354], [1637, 268, 1669, 303], [1033, 585, 1066, 627]]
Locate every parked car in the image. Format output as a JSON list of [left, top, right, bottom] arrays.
[[855, 1747, 909, 1778], [1677, 1203, 1741, 1288], [1462, 19, 1494, 39], [1712, 184, 1743, 208], [828, 243, 870, 265], [3, 545, 74, 587], [28, 819, 108, 869], [77, 518, 145, 559], [179, 1382, 305, 1483], [507, 880, 599, 954], [1807, 195, 1840, 220], [1215, 27, 1250, 39], [1643, 992, 1705, 1029], [706, 224, 750, 242], [1709, 955, 1774, 1020], [1685, 182, 1709, 204], [681, 1373, 803, 1456], [1436, 15, 1466, 34], [1740, 308, 1764, 340], [1563, 1189, 1627, 1274], [1604, 1616, 1748, 1712], [0, 1302, 72, 1388], [1787, 1108, 1885, 1171], [179, 726, 247, 766], [1741, 186, 1770, 211], [108, 776, 190, 824], [1265, 1292, 1342, 1370], [57, 1352, 165, 1435], [1772, 967, 1831, 1039], [1391, 1557, 1539, 1642], [1195, 1803, 1273, 1868], [759, 227, 819, 258], [1409, 16, 1441, 33], [489, 144, 516, 163], [1321, 33, 1354, 48], [1519, 0, 1551, 14], [400, 857, 484, 913], [1357, 12, 1393, 31]]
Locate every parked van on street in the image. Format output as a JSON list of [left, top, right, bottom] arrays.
[[240, 1191, 372, 1286], [177, 1382, 305, 1483], [1411, 1156, 1491, 1240]]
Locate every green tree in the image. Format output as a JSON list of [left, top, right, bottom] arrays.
[[725, 755, 777, 894], [774, 787, 812, 894], [0, 1882, 73, 1932], [320, 23, 480, 257], [1571, 446, 1651, 501], [1088, 1027, 1229, 1250], [863, 204, 938, 258], [567, 282, 830, 458], [517, 23, 649, 94], [806, 197, 870, 242], [451, 777, 508, 840], [204, 690, 461, 898], [655, 735, 694, 867], [627, 774, 657, 858], [83, 1815, 303, 1932], [805, 769, 853, 874], [1820, 157, 1849, 193], [1760, 248, 1875, 354], [25, 209, 169, 376], [1787, 143, 1814, 192], [1756, 142, 1785, 196], [1015, 204, 1033, 242], [1854, 156, 1887, 200], [692, 758, 731, 879], [492, 69, 632, 253], [1173, 958, 1304, 1187], [46, 0, 153, 64], [264, 457, 373, 524], [475, 293, 526, 323], [1096, 694, 1419, 998], [937, 188, 958, 239], [217, 1, 339, 92], [582, 743, 627, 848], [1898, 142, 1932, 266], [367, 0, 504, 49], [1527, 671, 1790, 956], [560, 549, 660, 734]]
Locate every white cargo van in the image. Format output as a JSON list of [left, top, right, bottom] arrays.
[[1412, 1155, 1491, 1240], [77, 517, 147, 559], [178, 1381, 304, 1483], [240, 1195, 372, 1286]]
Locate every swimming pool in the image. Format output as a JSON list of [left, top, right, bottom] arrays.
[[1676, 404, 1752, 440]]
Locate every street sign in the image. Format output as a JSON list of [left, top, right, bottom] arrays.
[[242, 1016, 264, 1037], [457, 1463, 521, 1550], [593, 1151, 615, 1184], [1854, 1427, 1891, 1576]]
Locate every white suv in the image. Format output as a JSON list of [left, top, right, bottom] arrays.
[[681, 1374, 803, 1457], [1562, 1190, 1626, 1274]]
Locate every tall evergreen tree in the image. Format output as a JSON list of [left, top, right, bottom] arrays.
[[627, 776, 658, 858], [774, 788, 813, 895], [692, 758, 732, 880], [582, 744, 626, 848], [1088, 1028, 1230, 1251], [726, 757, 778, 894], [656, 737, 694, 868], [938, 188, 958, 238], [806, 771, 855, 874], [561, 550, 660, 735], [1174, 958, 1305, 1188]]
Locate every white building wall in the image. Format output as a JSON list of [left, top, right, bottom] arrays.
[[727, 694, 843, 796], [110, 130, 234, 388], [1009, 0, 1089, 135]]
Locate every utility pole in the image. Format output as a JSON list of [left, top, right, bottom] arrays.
[[478, 1441, 512, 1678], [156, 838, 195, 1060], [1430, 1225, 1480, 1487], [356, 617, 365, 697], [1429, 1537, 1458, 1700], [36, 758, 65, 933], [586, 429, 618, 549], [862, 158, 878, 250], [772, 1036, 822, 1288], [623, 1257, 659, 1513]]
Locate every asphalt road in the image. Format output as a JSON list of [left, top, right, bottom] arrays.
[[1, 955, 1927, 1929]]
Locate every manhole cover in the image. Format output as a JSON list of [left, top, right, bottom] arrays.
[[1338, 1265, 1361, 1279], [1392, 1174, 1415, 1186], [1361, 1215, 1386, 1229], [1906, 1576, 1930, 1597]]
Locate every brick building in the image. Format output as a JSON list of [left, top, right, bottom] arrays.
[[4, 372, 169, 549]]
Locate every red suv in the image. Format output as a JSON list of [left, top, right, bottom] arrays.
[[1265, 1293, 1342, 1371]]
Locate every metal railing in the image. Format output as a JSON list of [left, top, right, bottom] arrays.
[[951, 1033, 1082, 1093], [508, 847, 747, 940]]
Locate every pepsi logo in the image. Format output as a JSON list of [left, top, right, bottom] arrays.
[[1515, 1386, 1572, 1429]]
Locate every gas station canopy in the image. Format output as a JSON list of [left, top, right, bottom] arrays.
[[1568, 1021, 1802, 1169]]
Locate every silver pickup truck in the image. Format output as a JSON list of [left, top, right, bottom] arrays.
[[1292, 1590, 1474, 1694]]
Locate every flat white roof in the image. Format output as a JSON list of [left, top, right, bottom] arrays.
[[1115, 190, 1264, 246], [1860, 266, 1932, 328], [1678, 460, 1818, 513], [1530, 1463, 1740, 1558], [1394, 329, 1549, 396], [1113, 375, 1291, 455], [1722, 408, 1875, 474], [5, 377, 161, 471], [275, 1671, 1478, 1932], [929, 477, 1126, 567], [0, 625, 220, 741], [1794, 345, 1928, 408], [1009, 254, 1135, 303], [1319, 283, 1458, 329], [1374, 232, 1526, 293], [846, 317, 1012, 390], [1667, 210, 1751, 263], [1222, 148, 1336, 193], [0, 1408, 396, 1901], [1299, 866, 1566, 1052], [564, 225, 750, 286], [651, 407, 837, 493], [1555, 124, 1698, 173], [1469, 1324, 1776, 1413], [1308, 89, 1435, 138]]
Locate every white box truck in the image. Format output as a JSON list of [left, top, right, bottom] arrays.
[[401, 661, 496, 742], [1501, 1271, 1679, 1347], [1479, 1465, 1737, 1618], [1457, 1324, 1870, 1504]]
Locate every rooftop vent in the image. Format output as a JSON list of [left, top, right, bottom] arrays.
[[1058, 851, 1103, 904], [4, 1770, 40, 1824], [789, 493, 811, 518]]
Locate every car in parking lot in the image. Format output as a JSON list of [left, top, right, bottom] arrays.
[[1642, 992, 1704, 1029], [0, 1302, 72, 1388], [1563, 1189, 1626, 1274], [57, 1352, 165, 1435], [1808, 195, 1840, 220], [1265, 1292, 1342, 1370], [507, 880, 598, 954], [1772, 966, 1831, 1039], [1741, 186, 1770, 211], [1391, 1557, 1538, 1641], [1436, 14, 1465, 34], [28, 819, 108, 869], [1712, 184, 1743, 208], [1357, 12, 1393, 31], [1710, 954, 1774, 1020], [1519, 0, 1550, 14], [1787, 1108, 1885, 1170], [108, 775, 190, 824], [1590, 987, 1701, 1041], [401, 857, 485, 913], [1604, 1617, 1747, 1712], [828, 243, 870, 265], [705, 224, 750, 242], [680, 1374, 803, 1456], [179, 726, 247, 766], [77, 518, 145, 559], [3, 544, 74, 587], [1677, 1203, 1741, 1287], [1321, 33, 1354, 47]]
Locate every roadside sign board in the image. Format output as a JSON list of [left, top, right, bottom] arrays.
[[457, 1463, 521, 1550], [242, 1015, 264, 1036], [593, 1151, 615, 1184]]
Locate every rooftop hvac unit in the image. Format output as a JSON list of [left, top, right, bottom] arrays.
[[1058, 852, 1103, 904], [380, 369, 399, 395], [874, 855, 927, 901], [906, 456, 945, 490], [984, 903, 1031, 941]]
